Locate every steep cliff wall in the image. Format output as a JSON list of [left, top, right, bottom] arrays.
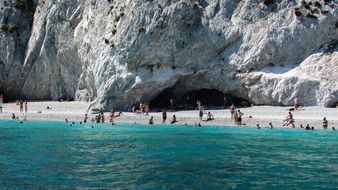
[[0, 0, 337, 109]]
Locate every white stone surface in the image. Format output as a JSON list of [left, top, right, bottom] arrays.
[[0, 0, 337, 110]]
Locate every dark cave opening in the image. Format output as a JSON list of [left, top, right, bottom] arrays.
[[0, 89, 19, 103], [149, 88, 251, 111]]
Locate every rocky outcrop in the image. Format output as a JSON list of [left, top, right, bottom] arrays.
[[0, 0, 337, 110]]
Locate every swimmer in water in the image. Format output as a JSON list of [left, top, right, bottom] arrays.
[[269, 123, 274, 129], [256, 124, 261, 129]]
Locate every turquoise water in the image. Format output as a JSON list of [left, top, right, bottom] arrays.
[[0, 120, 337, 189]]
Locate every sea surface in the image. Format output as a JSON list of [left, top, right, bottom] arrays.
[[0, 120, 337, 189]]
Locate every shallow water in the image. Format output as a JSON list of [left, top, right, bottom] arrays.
[[0, 120, 337, 189]]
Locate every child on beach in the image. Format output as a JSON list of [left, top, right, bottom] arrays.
[[206, 112, 214, 121]]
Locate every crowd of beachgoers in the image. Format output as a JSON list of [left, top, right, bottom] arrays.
[[0, 94, 336, 131]]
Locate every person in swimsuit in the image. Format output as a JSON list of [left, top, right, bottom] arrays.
[[24, 101, 28, 113], [149, 116, 154, 125], [0, 94, 3, 113], [206, 112, 214, 121], [322, 117, 328, 130], [234, 110, 238, 125], [171, 115, 177, 124], [230, 103, 235, 119], [237, 110, 244, 126], [100, 112, 105, 123], [109, 110, 115, 122], [84, 114, 89, 123], [283, 112, 295, 128], [305, 124, 310, 130], [197, 101, 203, 121], [19, 100, 23, 112], [293, 98, 299, 110], [256, 124, 261, 129], [162, 110, 167, 123], [199, 110, 203, 121]]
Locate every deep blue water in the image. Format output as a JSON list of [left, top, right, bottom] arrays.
[[0, 120, 337, 189]]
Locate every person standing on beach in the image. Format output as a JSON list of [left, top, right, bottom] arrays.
[[162, 110, 167, 123], [109, 110, 115, 122], [84, 114, 89, 123], [149, 116, 154, 125], [96, 115, 100, 123], [293, 98, 299, 110], [19, 100, 23, 113], [283, 112, 295, 128], [0, 94, 3, 113], [322, 117, 328, 130], [230, 103, 235, 119], [237, 110, 244, 126], [100, 112, 105, 123], [145, 103, 149, 116], [234, 110, 238, 125], [170, 99, 174, 110], [24, 101, 28, 113], [197, 100, 204, 121]]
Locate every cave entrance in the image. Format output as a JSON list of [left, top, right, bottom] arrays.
[[183, 89, 226, 109], [149, 88, 251, 111], [0, 89, 20, 103]]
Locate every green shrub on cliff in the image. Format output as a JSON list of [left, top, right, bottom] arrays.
[[0, 24, 19, 33]]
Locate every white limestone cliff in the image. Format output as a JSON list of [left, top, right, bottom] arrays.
[[0, 0, 337, 110]]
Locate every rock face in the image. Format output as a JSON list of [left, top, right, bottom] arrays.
[[0, 0, 337, 110]]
